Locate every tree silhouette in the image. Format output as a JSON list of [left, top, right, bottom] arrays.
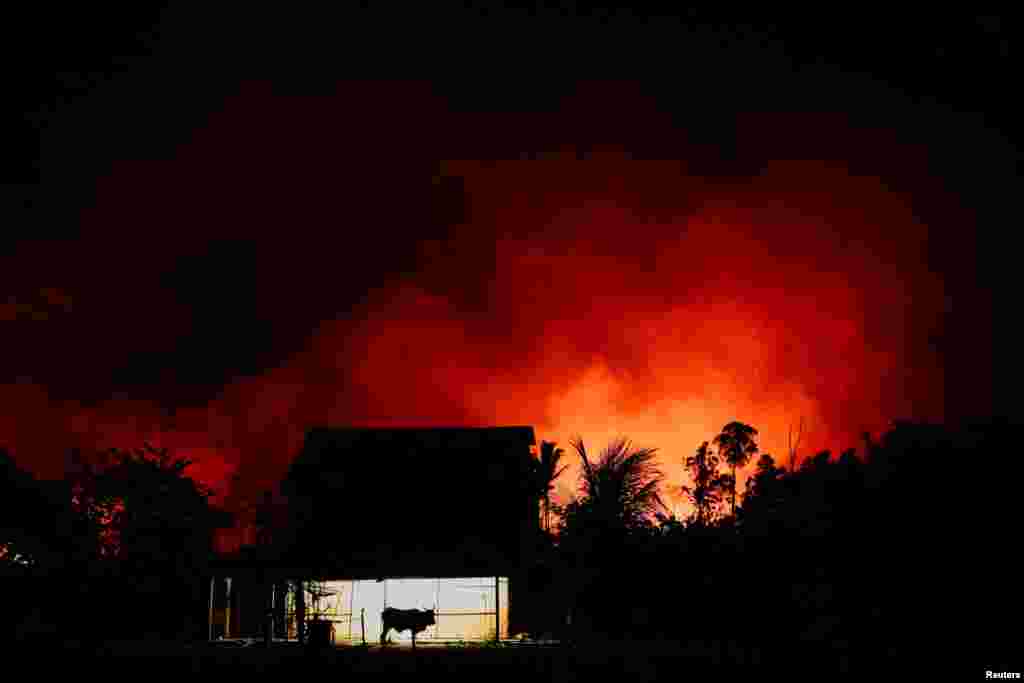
[[713, 422, 760, 518], [550, 437, 668, 640], [81, 442, 220, 639], [565, 436, 667, 536], [86, 443, 216, 570], [532, 440, 569, 534], [680, 441, 728, 527], [738, 453, 786, 534], [0, 448, 74, 574]]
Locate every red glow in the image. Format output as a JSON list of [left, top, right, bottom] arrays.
[[2, 146, 953, 521]]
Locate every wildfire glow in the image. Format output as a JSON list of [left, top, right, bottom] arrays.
[[2, 149, 949, 523]]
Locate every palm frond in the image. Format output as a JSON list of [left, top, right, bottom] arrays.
[[570, 435, 598, 498], [538, 441, 569, 493], [567, 436, 667, 529]]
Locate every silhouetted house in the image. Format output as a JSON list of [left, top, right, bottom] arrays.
[[207, 426, 544, 643]]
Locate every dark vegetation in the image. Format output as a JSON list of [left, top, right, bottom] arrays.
[[531, 418, 1017, 676], [1, 417, 1017, 676], [2, 443, 229, 646]]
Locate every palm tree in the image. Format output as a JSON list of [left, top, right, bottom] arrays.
[[713, 422, 760, 518], [533, 441, 569, 534], [567, 436, 667, 534], [549, 437, 666, 642]]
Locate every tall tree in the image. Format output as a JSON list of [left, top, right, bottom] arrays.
[[532, 440, 569, 534], [82, 443, 221, 638], [713, 422, 760, 518], [556, 437, 667, 638], [87, 443, 217, 570], [680, 441, 728, 527]]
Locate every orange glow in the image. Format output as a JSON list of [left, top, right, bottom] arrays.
[[3, 150, 948, 524]]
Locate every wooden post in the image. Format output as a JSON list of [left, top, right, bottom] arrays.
[[264, 579, 273, 648], [296, 580, 306, 644], [274, 581, 287, 639], [224, 577, 232, 639], [350, 582, 356, 642], [208, 576, 215, 641], [495, 575, 500, 642]]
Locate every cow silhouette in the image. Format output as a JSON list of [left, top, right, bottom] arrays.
[[380, 607, 435, 649]]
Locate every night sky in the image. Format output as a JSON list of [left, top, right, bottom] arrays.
[[2, 7, 1013, 514]]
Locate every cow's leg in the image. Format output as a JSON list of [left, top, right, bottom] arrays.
[[380, 624, 389, 646], [411, 631, 416, 651]]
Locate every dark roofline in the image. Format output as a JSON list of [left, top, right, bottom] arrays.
[[296, 426, 538, 456], [305, 425, 536, 437]]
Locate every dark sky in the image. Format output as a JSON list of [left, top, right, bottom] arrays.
[[1, 7, 1014, 505]]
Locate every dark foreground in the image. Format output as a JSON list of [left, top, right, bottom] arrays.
[[8, 637, 972, 680]]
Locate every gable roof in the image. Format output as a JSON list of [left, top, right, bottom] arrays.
[[289, 426, 536, 468], [264, 426, 540, 576]]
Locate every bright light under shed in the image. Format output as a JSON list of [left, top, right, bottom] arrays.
[[285, 577, 509, 642]]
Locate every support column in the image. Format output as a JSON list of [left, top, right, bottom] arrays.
[[495, 575, 500, 641], [225, 577, 232, 639], [296, 580, 306, 644], [273, 581, 287, 639], [208, 576, 215, 641], [264, 579, 274, 647]]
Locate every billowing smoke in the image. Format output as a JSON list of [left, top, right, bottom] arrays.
[[284, 152, 947, 509], [2, 134, 956, 518]]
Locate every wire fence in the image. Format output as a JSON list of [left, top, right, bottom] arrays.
[[282, 578, 508, 642]]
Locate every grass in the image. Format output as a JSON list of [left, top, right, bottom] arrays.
[[13, 634, 897, 680]]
